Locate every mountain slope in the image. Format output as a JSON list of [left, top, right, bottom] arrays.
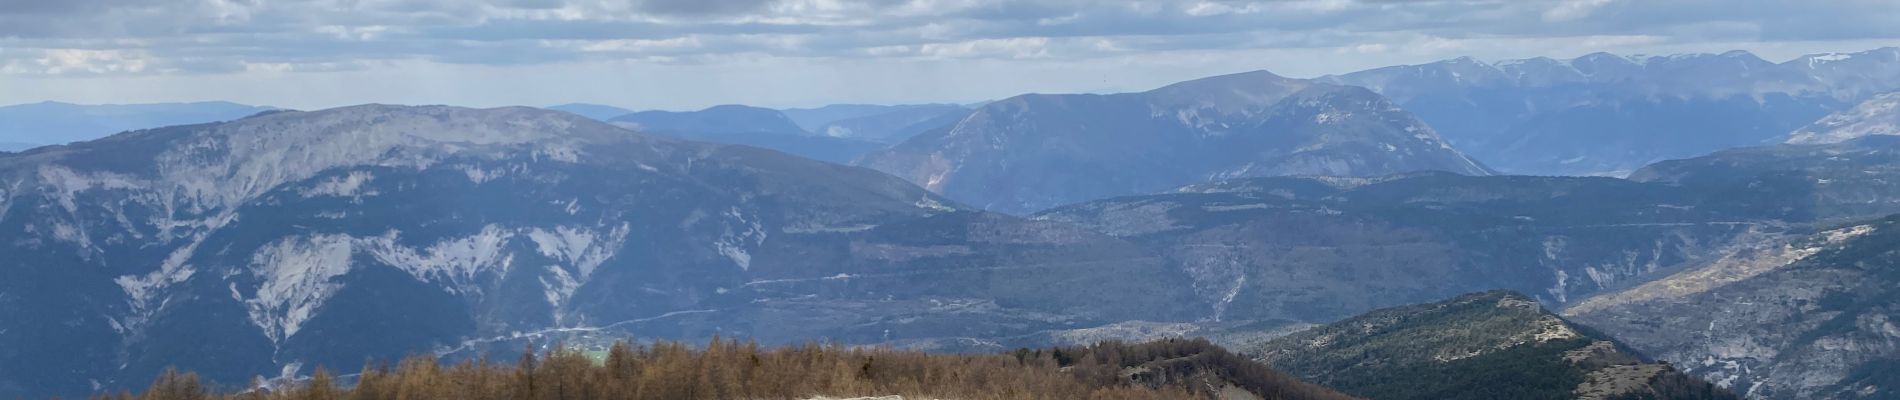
[[1322, 48, 1900, 175], [1629, 136, 1900, 222], [0, 101, 276, 146], [1252, 291, 1738, 400], [0, 105, 1203, 398], [1786, 92, 1900, 144], [1032, 172, 1793, 325], [1567, 216, 1900, 399], [858, 71, 1491, 214]]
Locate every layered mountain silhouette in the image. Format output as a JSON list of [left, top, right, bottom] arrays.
[[1323, 48, 1900, 175]]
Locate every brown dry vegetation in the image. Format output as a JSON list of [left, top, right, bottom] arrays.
[[98, 338, 1354, 400]]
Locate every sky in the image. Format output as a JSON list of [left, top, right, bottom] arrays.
[[1, 0, 1897, 111]]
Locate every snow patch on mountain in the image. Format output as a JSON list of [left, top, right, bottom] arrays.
[[245, 234, 356, 344], [35, 166, 143, 215], [526, 223, 632, 316], [302, 170, 376, 198], [540, 265, 581, 323], [229, 222, 642, 343], [526, 224, 631, 280], [237, 225, 540, 343], [459, 165, 501, 184], [716, 207, 767, 270], [364, 225, 516, 293], [111, 239, 204, 334], [0, 179, 16, 225]]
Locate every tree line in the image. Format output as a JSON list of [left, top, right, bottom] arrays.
[[96, 337, 1356, 400]]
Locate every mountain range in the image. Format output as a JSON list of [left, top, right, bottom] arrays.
[[0, 105, 1215, 397], [859, 72, 1493, 214], [12, 48, 1900, 399], [10, 100, 1899, 398], [1323, 48, 1900, 175]]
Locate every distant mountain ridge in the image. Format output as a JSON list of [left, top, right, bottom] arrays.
[[544, 103, 636, 121], [1322, 47, 1900, 175], [816, 104, 970, 143], [780, 104, 965, 133], [859, 70, 1493, 214], [606, 104, 885, 164], [0, 101, 276, 147], [610, 104, 809, 136]]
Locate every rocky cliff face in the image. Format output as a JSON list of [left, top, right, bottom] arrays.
[[1567, 217, 1900, 399]]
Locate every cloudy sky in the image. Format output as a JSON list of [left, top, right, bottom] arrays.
[[2, 0, 1897, 110]]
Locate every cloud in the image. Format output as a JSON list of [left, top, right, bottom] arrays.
[[3, 0, 1895, 74], [0, 0, 1894, 108], [640, 0, 778, 17], [1543, 0, 1614, 22]]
